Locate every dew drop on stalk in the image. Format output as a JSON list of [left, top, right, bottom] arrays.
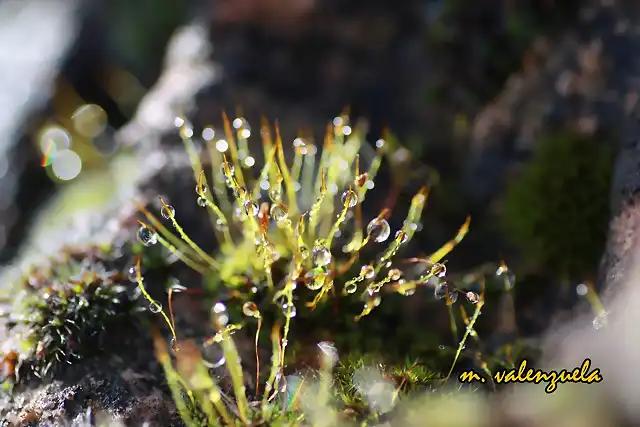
[[465, 291, 479, 304], [242, 302, 260, 318], [127, 266, 139, 282], [196, 183, 208, 195], [137, 226, 158, 246], [220, 162, 234, 177], [434, 282, 449, 300], [367, 218, 391, 243], [274, 294, 287, 309], [169, 283, 187, 293], [283, 304, 297, 318], [299, 245, 309, 260], [345, 282, 358, 294], [234, 186, 247, 199], [431, 263, 447, 278], [270, 203, 288, 222], [215, 218, 228, 231], [312, 240, 332, 267], [304, 268, 325, 290], [341, 189, 358, 207], [149, 303, 162, 313], [212, 302, 229, 327], [197, 197, 207, 207], [244, 199, 259, 216], [170, 338, 179, 353], [401, 287, 416, 296], [576, 283, 588, 296], [161, 205, 176, 219], [504, 272, 516, 290], [360, 264, 375, 279], [269, 186, 282, 202], [387, 269, 403, 281], [395, 230, 409, 244], [447, 290, 458, 304], [364, 294, 381, 310]]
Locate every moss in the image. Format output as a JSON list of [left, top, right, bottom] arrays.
[[123, 113, 500, 426], [503, 131, 613, 280], [1, 244, 142, 385]]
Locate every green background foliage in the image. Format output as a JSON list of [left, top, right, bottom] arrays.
[[503, 131, 613, 280]]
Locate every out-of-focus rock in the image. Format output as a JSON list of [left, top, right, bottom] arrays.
[[465, 1, 637, 204], [0, 0, 85, 264]]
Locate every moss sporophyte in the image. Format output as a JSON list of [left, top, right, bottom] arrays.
[[124, 112, 486, 425]]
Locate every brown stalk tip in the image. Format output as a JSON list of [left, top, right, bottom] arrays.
[[355, 172, 368, 187], [150, 325, 170, 363]]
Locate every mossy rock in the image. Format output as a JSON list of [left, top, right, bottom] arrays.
[[503, 131, 613, 280]]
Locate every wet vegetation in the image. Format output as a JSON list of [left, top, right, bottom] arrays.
[[0, 115, 613, 426]]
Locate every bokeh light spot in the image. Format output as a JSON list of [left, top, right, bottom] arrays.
[[71, 104, 107, 138], [51, 149, 82, 181]]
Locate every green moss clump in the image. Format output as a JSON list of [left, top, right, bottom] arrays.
[[2, 244, 140, 383], [503, 131, 613, 280]]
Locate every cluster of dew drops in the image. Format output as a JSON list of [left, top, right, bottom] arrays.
[[127, 118, 483, 326]]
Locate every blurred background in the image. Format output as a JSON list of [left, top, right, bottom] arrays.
[[0, 0, 622, 341]]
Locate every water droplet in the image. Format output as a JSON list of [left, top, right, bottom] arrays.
[[345, 282, 358, 294], [210, 355, 226, 368], [274, 294, 287, 308], [212, 302, 229, 327], [341, 189, 358, 207], [269, 186, 282, 202], [466, 291, 479, 304], [312, 240, 332, 267], [387, 269, 403, 281], [161, 205, 175, 219], [270, 203, 288, 222], [233, 186, 246, 200], [576, 283, 588, 296], [244, 199, 259, 216], [137, 226, 158, 246], [221, 162, 234, 177], [215, 218, 228, 232], [438, 345, 445, 350], [434, 282, 451, 300], [360, 265, 375, 279], [197, 197, 207, 207], [149, 303, 162, 313], [170, 338, 180, 353], [299, 245, 309, 260], [367, 218, 391, 243], [431, 263, 447, 278], [365, 295, 382, 309], [305, 269, 325, 290], [242, 302, 260, 318], [283, 304, 297, 318], [196, 183, 208, 195], [169, 283, 187, 293], [395, 230, 409, 244], [127, 266, 138, 282], [505, 272, 516, 289], [447, 291, 458, 304], [400, 287, 416, 296], [317, 341, 338, 366]]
